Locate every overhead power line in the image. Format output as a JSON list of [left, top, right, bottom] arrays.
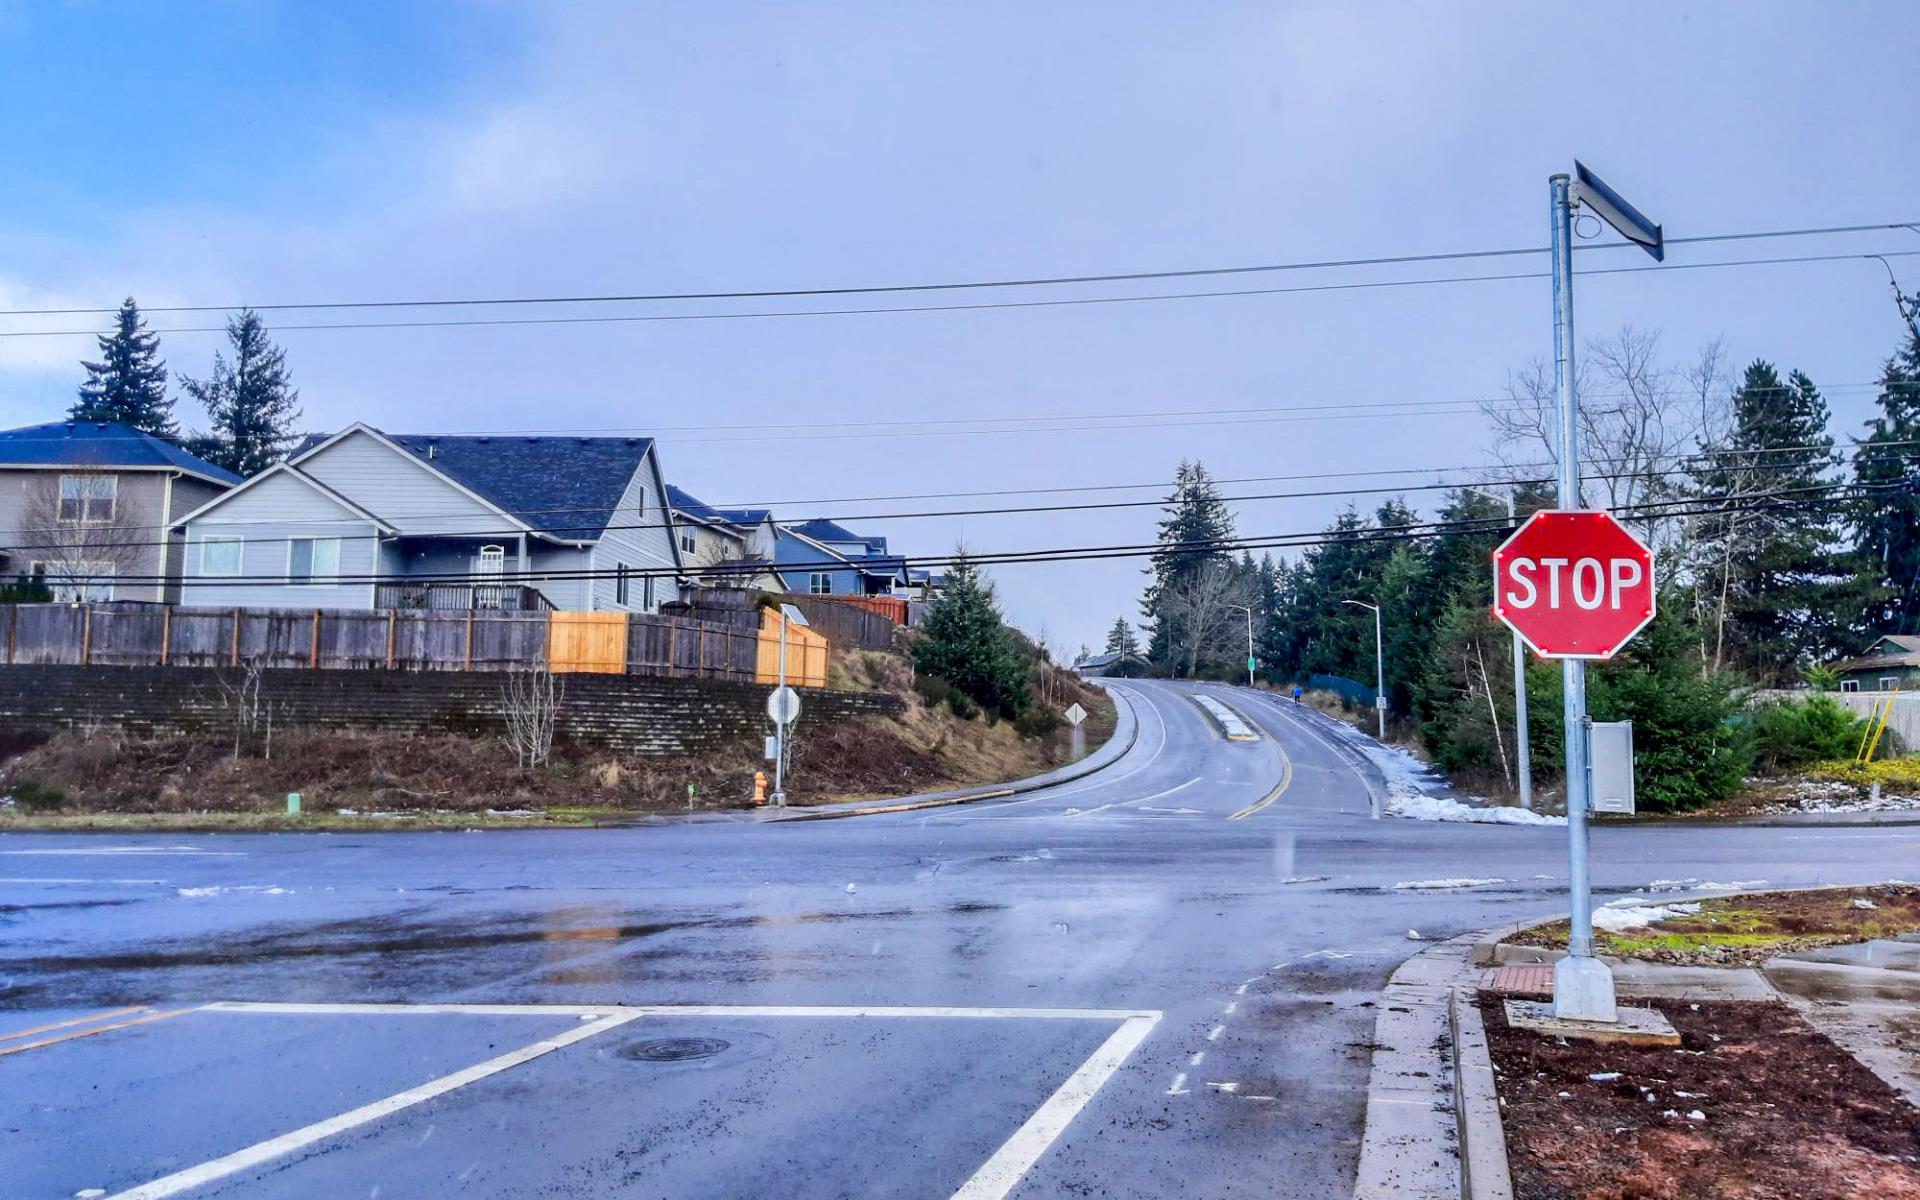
[[5, 248, 1919, 339], [4, 221, 1911, 318], [62, 482, 1911, 589]]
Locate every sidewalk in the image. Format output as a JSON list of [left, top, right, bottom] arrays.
[[765, 683, 1140, 821]]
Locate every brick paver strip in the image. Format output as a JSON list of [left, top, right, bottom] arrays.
[[1489, 965, 1554, 997]]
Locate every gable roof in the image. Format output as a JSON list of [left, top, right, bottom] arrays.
[[784, 518, 887, 553], [668, 484, 773, 530], [0, 420, 242, 486], [290, 427, 656, 542]]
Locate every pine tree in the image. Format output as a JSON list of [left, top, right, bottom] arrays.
[[1853, 302, 1920, 634], [1103, 617, 1142, 658], [181, 309, 302, 477], [1142, 460, 1238, 671], [70, 298, 174, 436], [913, 553, 1030, 718], [1687, 360, 1846, 680]]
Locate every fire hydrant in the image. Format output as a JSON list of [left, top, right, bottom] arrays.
[[753, 771, 768, 806]]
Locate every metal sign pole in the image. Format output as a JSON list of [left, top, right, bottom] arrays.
[[774, 609, 788, 806], [1509, 490, 1534, 812], [1551, 171, 1615, 1022]]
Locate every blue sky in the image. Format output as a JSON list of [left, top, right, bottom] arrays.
[[3, 2, 1918, 652]]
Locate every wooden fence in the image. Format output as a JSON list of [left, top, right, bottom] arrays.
[[0, 603, 779, 683], [672, 588, 902, 653]]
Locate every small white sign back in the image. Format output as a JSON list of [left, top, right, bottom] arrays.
[[1064, 703, 1087, 727]]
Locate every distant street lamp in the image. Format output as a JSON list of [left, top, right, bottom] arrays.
[[1341, 599, 1386, 741], [1460, 484, 1534, 811], [1226, 603, 1255, 687]]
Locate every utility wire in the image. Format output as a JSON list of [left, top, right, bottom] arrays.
[[6, 249, 1919, 339], [4, 221, 1909, 317]]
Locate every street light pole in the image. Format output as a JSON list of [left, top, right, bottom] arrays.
[[1341, 599, 1385, 741], [1462, 485, 1534, 812], [1227, 603, 1255, 687]]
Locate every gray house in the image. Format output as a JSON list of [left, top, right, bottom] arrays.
[[0, 420, 240, 602], [1834, 634, 1920, 693], [172, 423, 682, 611]]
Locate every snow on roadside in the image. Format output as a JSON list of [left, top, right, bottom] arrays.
[[1772, 779, 1920, 814], [1390, 877, 1508, 890], [1593, 899, 1700, 932], [1389, 792, 1567, 826]]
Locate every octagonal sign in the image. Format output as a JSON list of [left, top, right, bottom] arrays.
[[1492, 510, 1655, 660]]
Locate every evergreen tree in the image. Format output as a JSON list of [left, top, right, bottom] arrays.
[[1853, 303, 1920, 633], [913, 553, 1030, 719], [181, 309, 302, 477], [1686, 360, 1847, 681], [1142, 460, 1238, 672], [70, 298, 173, 436], [1103, 617, 1142, 658]]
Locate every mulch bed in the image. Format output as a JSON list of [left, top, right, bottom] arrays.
[[1479, 994, 1920, 1199]]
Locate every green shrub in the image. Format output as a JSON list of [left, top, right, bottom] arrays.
[[8, 777, 65, 811], [1013, 707, 1059, 739], [1750, 696, 1873, 772]]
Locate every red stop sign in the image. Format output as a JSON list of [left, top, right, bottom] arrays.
[[1491, 510, 1655, 659]]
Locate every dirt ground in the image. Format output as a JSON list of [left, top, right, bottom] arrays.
[[1480, 994, 1920, 1200], [1510, 884, 1920, 967], [0, 653, 1117, 822]]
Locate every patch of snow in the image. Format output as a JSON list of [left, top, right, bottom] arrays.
[[1588, 1072, 1622, 1082], [1644, 878, 1765, 895], [1407, 929, 1425, 940], [1389, 792, 1567, 826], [1855, 898, 1879, 910], [1278, 875, 1332, 885], [1593, 900, 1701, 932], [1686, 1109, 1706, 1121], [1770, 779, 1920, 814], [1391, 877, 1508, 890], [176, 885, 290, 899]]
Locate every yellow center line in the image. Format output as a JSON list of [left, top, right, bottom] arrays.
[[0, 1006, 150, 1043], [1227, 739, 1293, 821], [0, 1007, 196, 1058]]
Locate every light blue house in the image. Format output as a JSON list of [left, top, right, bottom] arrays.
[[774, 519, 907, 596], [171, 423, 682, 611]]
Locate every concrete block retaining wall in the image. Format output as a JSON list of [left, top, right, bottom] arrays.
[[0, 665, 902, 757]]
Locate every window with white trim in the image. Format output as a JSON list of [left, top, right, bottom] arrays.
[[808, 572, 834, 595], [679, 530, 697, 555], [200, 535, 243, 577], [643, 574, 655, 610], [1840, 679, 1860, 693], [287, 537, 342, 584], [1881, 676, 1901, 692], [615, 563, 631, 606], [58, 474, 116, 523], [30, 560, 114, 602]]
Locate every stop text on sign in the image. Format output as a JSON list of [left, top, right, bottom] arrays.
[[1491, 509, 1656, 660], [1501, 555, 1644, 612]]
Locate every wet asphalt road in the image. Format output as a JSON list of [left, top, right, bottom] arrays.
[[4, 677, 1918, 1199]]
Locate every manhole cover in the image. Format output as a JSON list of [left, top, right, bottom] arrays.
[[618, 1037, 730, 1062]]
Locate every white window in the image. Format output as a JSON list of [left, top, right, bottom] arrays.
[[200, 535, 243, 577], [287, 537, 342, 584], [1840, 679, 1860, 693], [643, 574, 655, 610], [808, 572, 834, 595], [57, 475, 117, 523], [30, 560, 114, 602], [615, 563, 631, 606], [679, 530, 698, 555], [1881, 676, 1901, 692]]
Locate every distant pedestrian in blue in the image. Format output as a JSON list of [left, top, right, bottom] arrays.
[[1292, 685, 1303, 703]]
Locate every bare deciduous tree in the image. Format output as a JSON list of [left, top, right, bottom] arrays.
[[502, 665, 563, 769], [11, 468, 145, 600], [1157, 561, 1256, 679]]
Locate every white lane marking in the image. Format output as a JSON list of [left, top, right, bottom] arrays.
[[1166, 1071, 1190, 1096], [0, 877, 170, 885], [209, 1001, 1160, 1021], [1234, 984, 1249, 996], [1207, 1024, 1224, 1041], [950, 1012, 1160, 1200], [1221, 1001, 1238, 1015], [1189, 1050, 1206, 1066], [1271, 961, 1292, 971], [1206, 1080, 1240, 1093], [1064, 776, 1200, 820], [0, 846, 238, 856], [103, 1012, 642, 1200]]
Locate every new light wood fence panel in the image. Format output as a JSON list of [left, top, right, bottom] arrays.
[[548, 611, 629, 674], [755, 609, 828, 687]]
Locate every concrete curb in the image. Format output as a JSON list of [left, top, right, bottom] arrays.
[[1449, 987, 1514, 1200], [1352, 932, 1479, 1200], [768, 683, 1141, 822]]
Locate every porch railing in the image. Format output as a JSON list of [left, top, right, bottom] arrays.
[[373, 582, 554, 612]]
